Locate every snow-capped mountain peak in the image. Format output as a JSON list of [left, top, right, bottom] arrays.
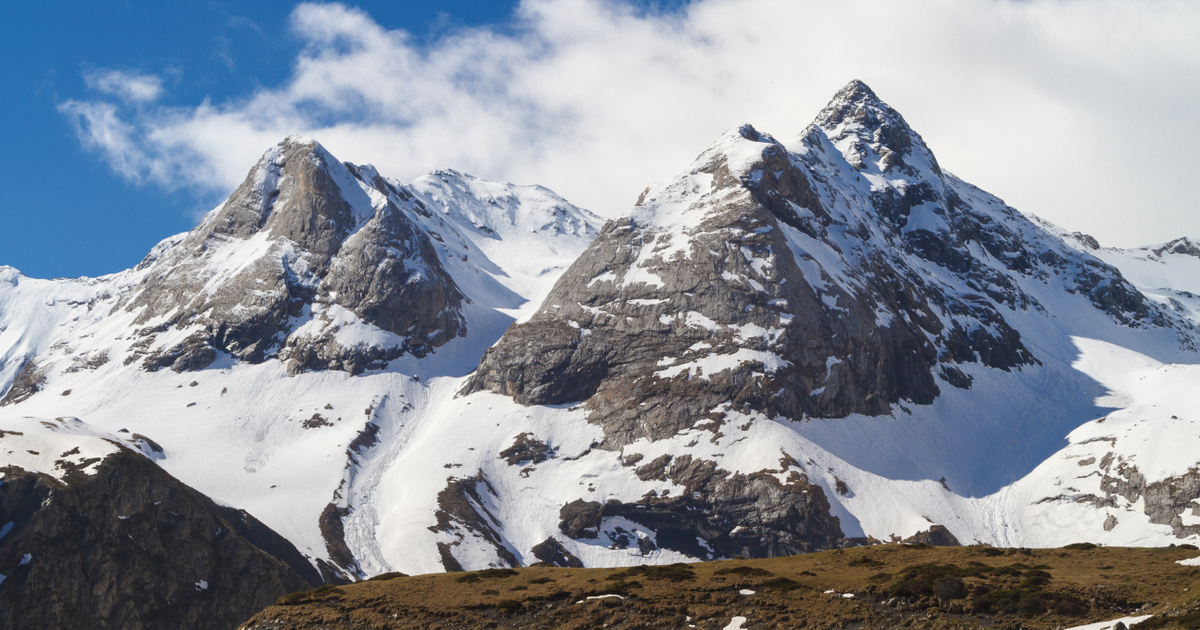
[[1152, 236, 1200, 258], [194, 136, 380, 253], [115, 135, 463, 374], [809, 79, 941, 179], [410, 168, 599, 245]]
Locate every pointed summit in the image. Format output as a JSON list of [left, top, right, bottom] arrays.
[[122, 134, 469, 372], [193, 136, 379, 257], [809, 80, 939, 176], [671, 123, 783, 184], [813, 79, 884, 128]]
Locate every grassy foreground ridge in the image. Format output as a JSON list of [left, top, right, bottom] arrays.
[[240, 544, 1200, 629]]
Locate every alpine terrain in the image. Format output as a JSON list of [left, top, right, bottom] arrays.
[[2, 81, 1200, 627]]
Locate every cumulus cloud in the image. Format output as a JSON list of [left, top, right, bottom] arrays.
[[59, 0, 1200, 247], [82, 68, 166, 104]]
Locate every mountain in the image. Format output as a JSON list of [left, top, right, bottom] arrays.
[[2, 81, 1200, 625], [0, 137, 600, 623], [461, 80, 1200, 559]]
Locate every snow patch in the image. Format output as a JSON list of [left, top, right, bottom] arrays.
[[584, 594, 624, 602], [722, 617, 749, 630], [1063, 615, 1153, 630], [656, 349, 790, 381]]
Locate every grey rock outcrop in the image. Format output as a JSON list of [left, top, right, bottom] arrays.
[[529, 537, 584, 568], [903, 524, 961, 546], [499, 432, 555, 466], [465, 127, 943, 446], [1096, 460, 1200, 538], [1039, 445, 1200, 540], [557, 454, 843, 559], [1153, 237, 1200, 259], [281, 176, 464, 374], [0, 357, 43, 406]]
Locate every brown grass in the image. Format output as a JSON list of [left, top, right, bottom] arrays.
[[239, 545, 1200, 629]]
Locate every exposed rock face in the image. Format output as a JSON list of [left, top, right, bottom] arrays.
[[467, 124, 951, 447], [529, 537, 583, 568], [0, 450, 318, 630], [429, 472, 519, 571], [903, 525, 962, 546], [281, 195, 465, 374], [1078, 459, 1200, 539], [1070, 232, 1102, 251], [317, 501, 364, 582], [121, 137, 466, 375], [499, 432, 554, 466], [0, 357, 42, 406], [557, 454, 843, 559], [1153, 237, 1200, 259]]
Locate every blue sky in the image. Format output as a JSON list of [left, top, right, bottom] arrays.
[[3, 1, 1198, 279], [0, 1, 523, 278]]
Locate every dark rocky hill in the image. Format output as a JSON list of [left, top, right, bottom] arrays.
[[0, 448, 320, 630]]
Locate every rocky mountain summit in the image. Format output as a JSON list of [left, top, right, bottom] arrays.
[[469, 82, 1183, 437], [122, 137, 466, 375], [2, 80, 1200, 628]]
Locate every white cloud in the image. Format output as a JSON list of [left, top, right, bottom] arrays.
[[57, 100, 149, 180], [83, 68, 166, 104], [60, 0, 1200, 247]]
